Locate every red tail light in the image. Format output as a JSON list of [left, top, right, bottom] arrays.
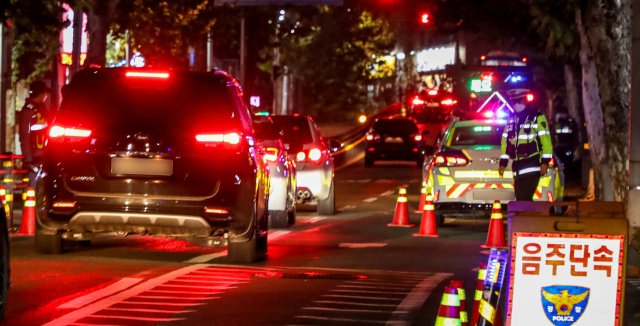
[[53, 202, 76, 208], [435, 190, 440, 201], [414, 135, 422, 142], [125, 71, 170, 78], [413, 98, 424, 105], [428, 90, 438, 96], [296, 151, 306, 161], [308, 148, 323, 162], [263, 147, 279, 162], [295, 148, 324, 164], [548, 158, 555, 167], [433, 154, 469, 167], [440, 99, 456, 106], [49, 126, 92, 142], [205, 208, 228, 215], [547, 192, 554, 202], [196, 133, 241, 145]]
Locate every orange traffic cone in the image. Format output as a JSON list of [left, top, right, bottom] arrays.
[[413, 194, 439, 237], [0, 186, 9, 217], [481, 200, 507, 249], [470, 261, 487, 326], [388, 187, 413, 227], [18, 188, 36, 235], [450, 280, 468, 326], [436, 286, 462, 326], [414, 181, 428, 213]]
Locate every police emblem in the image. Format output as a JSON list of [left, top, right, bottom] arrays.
[[541, 285, 590, 326]]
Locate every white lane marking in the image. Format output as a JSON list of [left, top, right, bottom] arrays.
[[331, 289, 409, 295], [42, 265, 212, 326], [376, 180, 396, 183], [385, 273, 453, 326], [119, 301, 206, 306], [339, 243, 388, 248], [170, 279, 244, 284], [104, 307, 195, 313], [302, 217, 323, 224], [303, 307, 400, 313], [337, 285, 417, 290], [338, 205, 356, 211], [57, 278, 144, 309], [314, 301, 398, 307], [400, 184, 409, 189], [157, 284, 237, 290], [295, 316, 387, 324], [134, 295, 220, 300], [88, 315, 185, 322], [180, 274, 250, 281], [344, 280, 420, 284], [146, 290, 224, 295], [380, 190, 394, 196], [184, 251, 227, 263], [409, 179, 420, 184], [363, 197, 378, 203], [268, 230, 292, 241], [321, 295, 403, 301], [358, 179, 372, 183], [69, 323, 121, 326]]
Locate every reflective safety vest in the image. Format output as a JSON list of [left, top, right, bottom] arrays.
[[499, 109, 553, 177], [27, 103, 48, 150]]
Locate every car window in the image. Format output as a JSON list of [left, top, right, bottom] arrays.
[[447, 125, 504, 147], [59, 74, 240, 131], [373, 119, 419, 134], [271, 116, 314, 145]]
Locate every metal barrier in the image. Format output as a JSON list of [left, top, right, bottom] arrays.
[[0, 153, 30, 231]]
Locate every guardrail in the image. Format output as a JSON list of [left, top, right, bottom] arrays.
[[0, 153, 30, 231], [329, 103, 406, 168]]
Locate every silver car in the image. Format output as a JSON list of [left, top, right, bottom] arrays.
[[253, 115, 297, 228], [423, 119, 565, 225], [271, 115, 335, 215]]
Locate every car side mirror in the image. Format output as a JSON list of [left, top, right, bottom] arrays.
[[254, 123, 282, 140]]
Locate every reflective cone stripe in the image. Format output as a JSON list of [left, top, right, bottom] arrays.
[[436, 287, 461, 326], [533, 186, 543, 199], [481, 200, 507, 249], [416, 181, 428, 213], [471, 262, 488, 326], [450, 280, 468, 326]]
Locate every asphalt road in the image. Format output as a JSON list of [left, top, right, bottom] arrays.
[[3, 160, 639, 325]]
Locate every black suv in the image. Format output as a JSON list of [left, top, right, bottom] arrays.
[[364, 117, 423, 167], [35, 69, 271, 263]]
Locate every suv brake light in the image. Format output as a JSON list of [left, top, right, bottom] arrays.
[[196, 133, 241, 144], [49, 126, 92, 138], [125, 72, 170, 78], [308, 148, 323, 162], [296, 148, 324, 164], [548, 158, 555, 167], [433, 154, 469, 167]]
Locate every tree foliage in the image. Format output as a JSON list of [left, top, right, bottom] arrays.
[[280, 3, 394, 120]]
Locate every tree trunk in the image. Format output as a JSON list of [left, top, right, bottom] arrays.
[[583, 0, 631, 202], [84, 0, 119, 68], [576, 8, 610, 201], [564, 64, 583, 161]]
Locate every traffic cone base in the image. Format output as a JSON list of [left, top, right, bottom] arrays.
[[413, 195, 439, 237], [481, 200, 507, 249], [18, 187, 36, 236]]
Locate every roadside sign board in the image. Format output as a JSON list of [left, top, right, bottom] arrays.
[[506, 201, 628, 326], [509, 233, 625, 325], [214, 0, 343, 5]]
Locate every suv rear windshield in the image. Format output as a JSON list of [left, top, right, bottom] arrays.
[[58, 73, 240, 131], [271, 116, 314, 145], [448, 125, 504, 146], [373, 119, 419, 134]]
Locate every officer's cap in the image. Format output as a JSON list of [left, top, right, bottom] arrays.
[[29, 81, 51, 97]]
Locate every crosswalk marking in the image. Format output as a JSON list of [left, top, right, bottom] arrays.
[[363, 197, 378, 203]]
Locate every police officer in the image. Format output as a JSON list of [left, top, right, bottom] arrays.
[[498, 92, 553, 201], [19, 81, 50, 187]]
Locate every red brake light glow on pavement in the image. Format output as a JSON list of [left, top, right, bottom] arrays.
[[308, 148, 323, 162], [125, 72, 170, 78], [53, 202, 76, 208], [264, 148, 279, 162], [49, 126, 92, 138], [205, 208, 229, 214]]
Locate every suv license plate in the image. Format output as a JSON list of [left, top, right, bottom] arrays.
[[111, 158, 173, 176]]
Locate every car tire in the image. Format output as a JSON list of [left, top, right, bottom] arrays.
[[228, 233, 258, 264], [435, 213, 444, 227], [269, 210, 288, 229], [78, 240, 91, 247], [318, 181, 335, 215], [288, 205, 296, 225], [35, 227, 63, 255], [0, 237, 8, 319], [364, 155, 374, 167]]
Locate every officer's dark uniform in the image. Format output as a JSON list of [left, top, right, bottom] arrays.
[[500, 95, 553, 201], [19, 81, 49, 187]]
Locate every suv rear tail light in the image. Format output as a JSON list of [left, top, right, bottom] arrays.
[[547, 192, 554, 202], [53, 202, 76, 208], [433, 154, 470, 167], [125, 72, 170, 78], [414, 134, 422, 142], [441, 99, 456, 106], [296, 152, 306, 161], [205, 208, 229, 215], [295, 148, 324, 164], [308, 148, 323, 162], [264, 148, 279, 162], [412, 98, 424, 105], [196, 133, 241, 145], [49, 126, 92, 141]]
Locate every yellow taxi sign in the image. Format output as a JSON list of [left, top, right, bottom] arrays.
[[454, 171, 513, 179]]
